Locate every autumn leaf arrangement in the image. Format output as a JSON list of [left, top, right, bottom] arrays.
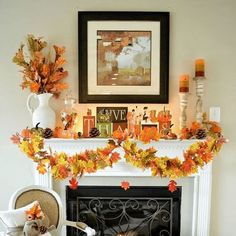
[[12, 34, 68, 97], [11, 121, 225, 192]]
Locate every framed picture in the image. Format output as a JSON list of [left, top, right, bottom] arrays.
[[78, 11, 169, 103]]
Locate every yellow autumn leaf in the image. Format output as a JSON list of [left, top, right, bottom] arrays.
[[37, 163, 47, 174], [19, 141, 34, 156], [123, 140, 132, 151], [189, 142, 201, 151]]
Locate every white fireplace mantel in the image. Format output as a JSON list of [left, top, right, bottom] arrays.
[[34, 138, 212, 236]]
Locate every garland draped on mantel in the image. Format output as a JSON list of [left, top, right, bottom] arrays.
[[11, 122, 226, 192]]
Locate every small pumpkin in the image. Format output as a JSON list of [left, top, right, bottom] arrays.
[[30, 123, 44, 136]]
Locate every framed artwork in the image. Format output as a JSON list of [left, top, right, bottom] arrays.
[[78, 11, 169, 103]]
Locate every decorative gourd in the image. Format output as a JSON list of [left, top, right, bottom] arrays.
[[30, 123, 44, 136]]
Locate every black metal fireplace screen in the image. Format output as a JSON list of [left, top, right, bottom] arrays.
[[66, 186, 181, 236]]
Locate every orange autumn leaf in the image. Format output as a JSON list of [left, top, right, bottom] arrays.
[[53, 45, 65, 55], [27, 143, 36, 157], [180, 128, 192, 139], [30, 82, 40, 93], [41, 64, 49, 77], [139, 127, 160, 143], [181, 158, 195, 173], [190, 122, 201, 134], [200, 152, 213, 163], [10, 134, 20, 144], [37, 163, 47, 174], [121, 181, 130, 191], [209, 122, 222, 133], [21, 128, 31, 139], [112, 129, 124, 140], [69, 177, 78, 190], [110, 152, 120, 163], [168, 180, 177, 192], [25, 202, 44, 220], [55, 57, 67, 68]]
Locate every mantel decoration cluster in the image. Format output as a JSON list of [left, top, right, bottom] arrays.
[[12, 34, 226, 193], [11, 121, 225, 192]]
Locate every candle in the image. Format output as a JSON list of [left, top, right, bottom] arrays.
[[195, 59, 205, 77], [179, 74, 189, 92]]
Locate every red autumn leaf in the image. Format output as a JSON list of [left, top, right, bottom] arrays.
[[69, 177, 78, 190], [168, 180, 177, 192], [58, 165, 68, 178], [121, 181, 130, 191], [10, 134, 20, 144], [110, 152, 120, 163], [78, 153, 88, 162], [101, 147, 113, 156]]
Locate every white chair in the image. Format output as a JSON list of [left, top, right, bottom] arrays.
[[6, 185, 96, 236]]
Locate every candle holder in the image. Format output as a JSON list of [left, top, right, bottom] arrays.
[[193, 76, 206, 123], [179, 92, 190, 130]]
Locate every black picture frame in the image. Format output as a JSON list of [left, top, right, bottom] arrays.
[[78, 11, 169, 103]]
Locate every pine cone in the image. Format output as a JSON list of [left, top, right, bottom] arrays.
[[43, 128, 53, 139], [89, 127, 100, 138], [39, 225, 47, 234], [195, 129, 207, 139], [78, 132, 82, 138]]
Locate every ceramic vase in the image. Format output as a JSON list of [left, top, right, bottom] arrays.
[[27, 93, 56, 129]]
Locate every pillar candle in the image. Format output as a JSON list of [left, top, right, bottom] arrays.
[[179, 74, 189, 92], [195, 59, 205, 77]]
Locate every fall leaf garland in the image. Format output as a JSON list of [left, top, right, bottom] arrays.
[[11, 122, 225, 192]]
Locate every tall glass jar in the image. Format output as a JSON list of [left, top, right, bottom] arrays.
[[60, 94, 78, 132]]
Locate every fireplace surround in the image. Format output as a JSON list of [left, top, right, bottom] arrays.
[[34, 138, 212, 236], [66, 186, 181, 236]]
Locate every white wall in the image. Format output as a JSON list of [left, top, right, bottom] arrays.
[[0, 0, 235, 235]]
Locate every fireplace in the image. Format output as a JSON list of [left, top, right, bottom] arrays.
[[36, 138, 213, 235], [66, 186, 181, 236]]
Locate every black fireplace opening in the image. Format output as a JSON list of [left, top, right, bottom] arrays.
[[66, 186, 181, 236]]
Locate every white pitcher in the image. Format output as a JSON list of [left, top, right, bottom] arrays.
[[27, 93, 56, 129]]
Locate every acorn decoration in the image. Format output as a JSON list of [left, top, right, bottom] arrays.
[[43, 128, 53, 139], [89, 127, 100, 138], [195, 129, 207, 139], [30, 123, 44, 136]]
